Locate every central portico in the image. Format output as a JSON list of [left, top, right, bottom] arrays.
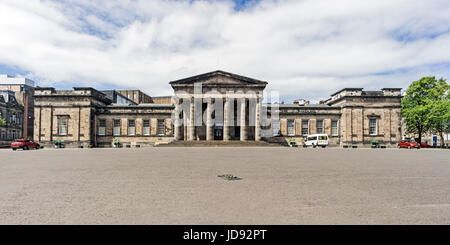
[[170, 70, 268, 141]]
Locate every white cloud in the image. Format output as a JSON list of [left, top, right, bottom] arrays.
[[0, 0, 449, 101]]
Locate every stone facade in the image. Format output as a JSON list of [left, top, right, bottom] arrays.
[[270, 88, 402, 146], [34, 87, 173, 148], [0, 90, 23, 146], [268, 104, 342, 146], [32, 71, 403, 148], [95, 104, 174, 147], [0, 74, 35, 139], [170, 70, 267, 142], [34, 87, 109, 148]]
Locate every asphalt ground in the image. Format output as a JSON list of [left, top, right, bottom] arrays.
[[0, 147, 449, 224]]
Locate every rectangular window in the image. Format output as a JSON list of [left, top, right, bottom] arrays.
[[287, 119, 295, 136], [331, 120, 338, 136], [157, 119, 165, 136], [307, 136, 317, 141], [302, 120, 309, 136], [319, 135, 328, 140], [113, 120, 121, 136], [128, 120, 135, 136], [133, 93, 137, 99], [369, 119, 377, 135], [272, 119, 280, 136], [143, 120, 150, 136], [316, 120, 324, 134], [58, 117, 68, 136], [98, 119, 106, 136]]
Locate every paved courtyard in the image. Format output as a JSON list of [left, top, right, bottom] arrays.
[[0, 147, 449, 224]]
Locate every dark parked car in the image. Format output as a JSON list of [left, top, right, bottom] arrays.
[[397, 140, 420, 149], [11, 139, 40, 150]]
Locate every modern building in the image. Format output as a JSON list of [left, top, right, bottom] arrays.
[[33, 70, 403, 148], [117, 89, 153, 104], [101, 90, 137, 105], [151, 96, 172, 104], [0, 74, 35, 139], [0, 90, 23, 146]]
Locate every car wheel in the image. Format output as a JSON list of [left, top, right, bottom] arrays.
[[23, 146, 29, 150], [12, 148, 16, 151]]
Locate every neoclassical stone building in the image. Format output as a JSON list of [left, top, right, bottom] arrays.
[[272, 87, 402, 146], [33, 70, 402, 147], [171, 71, 267, 142]]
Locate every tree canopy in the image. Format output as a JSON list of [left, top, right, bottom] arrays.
[[401, 76, 450, 145]]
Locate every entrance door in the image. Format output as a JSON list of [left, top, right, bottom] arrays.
[[214, 126, 223, 140], [235, 126, 240, 138]]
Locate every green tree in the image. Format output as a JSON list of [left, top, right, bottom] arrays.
[[401, 76, 446, 144], [0, 110, 5, 125], [428, 79, 450, 147]]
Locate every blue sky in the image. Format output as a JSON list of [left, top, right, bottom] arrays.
[[1, 0, 449, 102], [231, 0, 259, 10]]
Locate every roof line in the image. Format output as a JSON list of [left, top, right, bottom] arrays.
[[169, 70, 268, 85]]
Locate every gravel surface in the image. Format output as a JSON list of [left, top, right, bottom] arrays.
[[0, 147, 449, 224]]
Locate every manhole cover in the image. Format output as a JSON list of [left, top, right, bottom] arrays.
[[218, 174, 242, 180]]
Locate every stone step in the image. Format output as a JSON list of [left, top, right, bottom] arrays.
[[156, 140, 282, 147]]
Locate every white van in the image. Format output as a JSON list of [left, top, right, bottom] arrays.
[[304, 134, 329, 148]]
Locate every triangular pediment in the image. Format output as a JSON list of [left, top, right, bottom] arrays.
[[169, 70, 268, 86]]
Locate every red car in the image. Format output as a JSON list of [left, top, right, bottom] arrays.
[[420, 142, 431, 148], [397, 140, 420, 149], [11, 139, 40, 150]]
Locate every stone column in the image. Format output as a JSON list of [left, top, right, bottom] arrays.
[[240, 98, 247, 141], [255, 97, 262, 141], [188, 96, 195, 141], [223, 97, 230, 141], [206, 100, 214, 141], [183, 108, 187, 141], [173, 102, 182, 140]]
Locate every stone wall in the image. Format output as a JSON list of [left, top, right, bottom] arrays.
[[96, 113, 174, 147], [31, 80, 403, 148], [272, 88, 402, 147], [326, 88, 402, 147], [33, 87, 110, 148], [0, 103, 23, 147]]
